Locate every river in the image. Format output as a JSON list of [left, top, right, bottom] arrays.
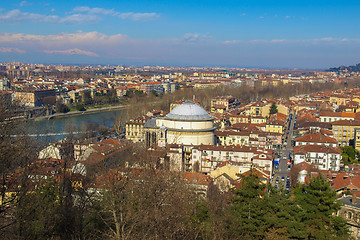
[[23, 109, 125, 141]]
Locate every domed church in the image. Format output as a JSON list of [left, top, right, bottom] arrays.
[[144, 101, 216, 147]]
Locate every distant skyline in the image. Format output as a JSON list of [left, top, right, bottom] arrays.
[[1, 0, 360, 69]]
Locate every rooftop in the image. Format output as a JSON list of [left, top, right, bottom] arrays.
[[165, 101, 212, 121]]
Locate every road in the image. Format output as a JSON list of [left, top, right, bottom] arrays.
[[273, 113, 296, 189]]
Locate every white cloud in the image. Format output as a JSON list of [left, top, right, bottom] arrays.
[[0, 7, 159, 24], [117, 12, 159, 21], [0, 32, 128, 49], [223, 40, 243, 44], [0, 47, 25, 53], [249, 39, 266, 43], [71, 6, 159, 21], [223, 38, 360, 45], [19, 1, 32, 7], [72, 6, 116, 16], [0, 9, 59, 23], [44, 48, 98, 57], [182, 33, 200, 42], [60, 14, 100, 24], [315, 37, 336, 42], [271, 39, 286, 43], [1, 32, 360, 68]]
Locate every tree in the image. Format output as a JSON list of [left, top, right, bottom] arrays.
[[56, 102, 70, 113], [16, 179, 60, 239], [82, 91, 93, 105], [269, 102, 278, 115], [92, 168, 196, 240], [75, 103, 86, 111], [341, 146, 358, 164], [294, 175, 349, 239], [223, 172, 270, 239], [0, 99, 38, 238], [222, 172, 308, 239]]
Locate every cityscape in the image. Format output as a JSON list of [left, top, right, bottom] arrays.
[[2, 0, 360, 239]]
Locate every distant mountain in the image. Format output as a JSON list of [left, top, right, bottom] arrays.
[[328, 63, 360, 72]]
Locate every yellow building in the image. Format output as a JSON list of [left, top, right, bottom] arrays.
[[68, 90, 80, 103], [250, 102, 288, 117], [250, 102, 266, 117], [250, 116, 266, 124], [261, 103, 288, 117], [215, 130, 250, 146], [354, 128, 360, 151], [229, 115, 249, 125], [125, 115, 151, 143], [330, 95, 350, 106], [210, 162, 251, 181], [265, 120, 284, 134], [332, 120, 360, 146]]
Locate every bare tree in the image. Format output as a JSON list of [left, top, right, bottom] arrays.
[[0, 100, 39, 238]]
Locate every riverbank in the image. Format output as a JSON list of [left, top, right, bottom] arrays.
[[33, 104, 128, 121]]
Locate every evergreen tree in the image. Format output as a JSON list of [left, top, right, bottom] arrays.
[[16, 179, 60, 239], [294, 175, 349, 239], [269, 102, 278, 115], [224, 171, 270, 239]]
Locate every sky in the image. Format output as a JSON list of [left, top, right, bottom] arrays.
[[0, 0, 360, 69]]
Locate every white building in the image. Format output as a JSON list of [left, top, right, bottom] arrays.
[[145, 101, 216, 147], [294, 133, 338, 148], [319, 112, 355, 123], [293, 145, 341, 171], [191, 145, 273, 174]]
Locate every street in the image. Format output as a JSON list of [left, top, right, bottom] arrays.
[[273, 113, 296, 190]]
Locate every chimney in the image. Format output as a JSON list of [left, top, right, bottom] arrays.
[[352, 195, 357, 204]]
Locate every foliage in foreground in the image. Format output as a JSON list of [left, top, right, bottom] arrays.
[[0, 167, 350, 239]]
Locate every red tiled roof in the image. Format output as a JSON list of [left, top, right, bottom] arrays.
[[294, 161, 311, 171], [332, 119, 360, 126], [192, 144, 258, 153], [294, 133, 337, 144], [319, 111, 342, 117], [294, 145, 341, 155], [330, 173, 360, 191], [266, 119, 284, 126], [215, 130, 250, 137], [182, 172, 212, 185]]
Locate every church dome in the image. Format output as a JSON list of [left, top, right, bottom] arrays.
[[165, 101, 212, 120]]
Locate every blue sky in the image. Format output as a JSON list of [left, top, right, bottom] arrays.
[[0, 0, 360, 69]]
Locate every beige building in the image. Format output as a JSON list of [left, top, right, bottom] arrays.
[[125, 115, 151, 143], [14, 89, 56, 107], [210, 96, 238, 113], [215, 130, 250, 146], [229, 115, 249, 125], [250, 101, 288, 117], [337, 196, 360, 239]]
